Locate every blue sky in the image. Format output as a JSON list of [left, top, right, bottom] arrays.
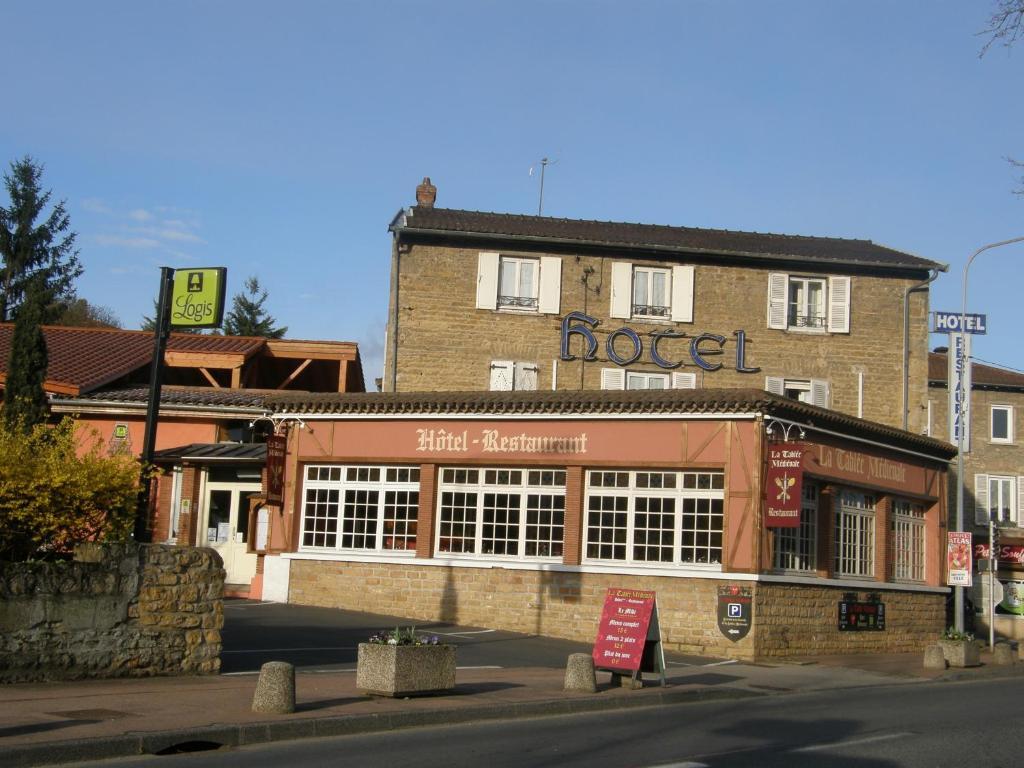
[[2, 1, 1023, 384]]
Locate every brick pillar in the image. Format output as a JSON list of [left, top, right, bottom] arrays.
[[875, 495, 892, 582], [818, 485, 836, 577], [416, 464, 437, 558], [563, 465, 584, 565], [179, 464, 201, 547]]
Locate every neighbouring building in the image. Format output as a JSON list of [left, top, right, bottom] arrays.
[[927, 349, 1024, 638], [384, 178, 944, 434], [0, 324, 364, 597], [253, 180, 959, 659]]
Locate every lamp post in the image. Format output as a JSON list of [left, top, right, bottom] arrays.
[[954, 236, 1024, 633]]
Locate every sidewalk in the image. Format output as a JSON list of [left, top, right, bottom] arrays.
[[2, 649, 1021, 767]]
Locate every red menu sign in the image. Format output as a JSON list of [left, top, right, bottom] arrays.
[[765, 444, 804, 528], [592, 588, 656, 672]]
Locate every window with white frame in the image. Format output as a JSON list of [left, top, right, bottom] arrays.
[[301, 465, 420, 552], [602, 368, 697, 390], [974, 474, 1022, 525], [991, 405, 1014, 444], [773, 481, 818, 571], [765, 376, 829, 408], [767, 273, 850, 334], [892, 499, 925, 582], [436, 468, 565, 558], [489, 360, 538, 391], [834, 489, 876, 578], [609, 262, 694, 323], [475, 252, 561, 314], [584, 470, 724, 566]]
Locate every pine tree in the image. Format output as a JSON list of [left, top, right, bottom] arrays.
[[0, 157, 82, 323], [3, 276, 49, 432], [222, 276, 287, 338]]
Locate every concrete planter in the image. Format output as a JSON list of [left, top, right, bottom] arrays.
[[938, 639, 981, 668], [356, 643, 456, 697]]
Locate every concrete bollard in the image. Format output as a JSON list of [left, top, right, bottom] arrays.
[[252, 661, 296, 714], [923, 644, 947, 670], [564, 653, 597, 693], [993, 642, 1016, 666]]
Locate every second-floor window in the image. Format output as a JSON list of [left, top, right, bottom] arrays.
[[610, 262, 694, 323], [767, 273, 850, 334], [489, 360, 539, 391], [975, 474, 1022, 525], [476, 252, 561, 314], [601, 368, 697, 390], [632, 267, 671, 319], [991, 405, 1014, 444], [765, 376, 829, 408]]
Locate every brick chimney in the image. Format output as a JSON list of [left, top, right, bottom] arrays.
[[415, 177, 437, 208]]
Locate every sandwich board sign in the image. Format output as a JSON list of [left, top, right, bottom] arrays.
[[592, 588, 666, 686]]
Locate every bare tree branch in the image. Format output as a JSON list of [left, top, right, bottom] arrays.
[[980, 0, 1024, 56]]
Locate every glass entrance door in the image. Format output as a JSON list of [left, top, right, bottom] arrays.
[[201, 469, 262, 586]]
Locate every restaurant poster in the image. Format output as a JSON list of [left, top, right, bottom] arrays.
[[592, 588, 657, 673], [265, 434, 287, 505], [947, 532, 973, 587], [765, 444, 803, 528]]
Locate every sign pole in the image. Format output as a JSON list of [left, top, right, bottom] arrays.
[[135, 267, 174, 542]]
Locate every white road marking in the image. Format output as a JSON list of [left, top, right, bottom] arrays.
[[642, 762, 710, 768], [793, 731, 914, 753], [433, 629, 498, 637], [221, 646, 356, 654], [666, 659, 737, 668]]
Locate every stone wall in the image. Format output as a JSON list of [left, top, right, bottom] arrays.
[[287, 559, 943, 659], [0, 543, 224, 682], [383, 243, 931, 433]]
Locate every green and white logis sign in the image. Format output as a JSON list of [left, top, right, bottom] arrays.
[[170, 268, 227, 329]]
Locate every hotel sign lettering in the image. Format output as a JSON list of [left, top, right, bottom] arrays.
[[560, 311, 760, 373], [416, 428, 588, 455]]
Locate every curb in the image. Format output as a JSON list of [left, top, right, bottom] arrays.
[[5, 685, 765, 767]]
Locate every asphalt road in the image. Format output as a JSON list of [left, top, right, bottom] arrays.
[[220, 599, 710, 673], [62, 676, 1024, 767]]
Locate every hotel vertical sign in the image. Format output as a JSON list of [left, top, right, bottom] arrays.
[[765, 444, 804, 528]]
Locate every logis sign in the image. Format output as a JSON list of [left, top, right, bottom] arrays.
[[559, 311, 760, 372]]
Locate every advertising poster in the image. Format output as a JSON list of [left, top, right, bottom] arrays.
[[592, 588, 656, 673], [765, 444, 803, 528], [947, 532, 973, 587]]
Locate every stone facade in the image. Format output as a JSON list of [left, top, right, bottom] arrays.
[[384, 242, 931, 433], [287, 560, 943, 659], [0, 543, 224, 682]]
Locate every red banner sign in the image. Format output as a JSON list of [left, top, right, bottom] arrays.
[[265, 434, 286, 506], [592, 588, 656, 672], [975, 543, 1024, 566], [765, 444, 803, 528]]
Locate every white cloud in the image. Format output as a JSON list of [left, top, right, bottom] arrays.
[[95, 234, 160, 249], [81, 197, 111, 214], [128, 208, 154, 222]]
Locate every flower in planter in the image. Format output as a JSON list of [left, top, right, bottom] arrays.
[[942, 627, 975, 642], [368, 626, 444, 646]]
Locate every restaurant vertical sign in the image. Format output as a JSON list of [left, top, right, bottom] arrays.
[[265, 434, 287, 506], [765, 444, 804, 528]]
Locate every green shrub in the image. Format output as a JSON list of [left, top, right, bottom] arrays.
[[0, 418, 143, 561]]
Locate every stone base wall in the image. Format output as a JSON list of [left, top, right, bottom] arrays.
[[289, 559, 944, 659], [0, 543, 225, 682]]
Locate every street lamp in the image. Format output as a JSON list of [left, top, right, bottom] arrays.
[[954, 235, 1024, 634]]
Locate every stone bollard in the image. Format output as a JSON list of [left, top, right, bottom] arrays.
[[923, 644, 947, 670], [252, 661, 296, 714], [564, 653, 597, 693], [993, 642, 1016, 666]]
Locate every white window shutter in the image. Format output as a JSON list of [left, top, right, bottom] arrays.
[[1017, 476, 1024, 524], [476, 252, 500, 310], [670, 265, 694, 323], [765, 376, 785, 395], [538, 257, 562, 314], [609, 262, 632, 319], [515, 362, 538, 391], [489, 360, 514, 391], [828, 276, 851, 334], [975, 475, 990, 526], [672, 372, 697, 389], [601, 367, 626, 390], [767, 273, 788, 329], [811, 379, 830, 408]]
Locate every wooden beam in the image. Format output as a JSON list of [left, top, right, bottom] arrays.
[[231, 366, 241, 388], [338, 359, 348, 392], [197, 367, 221, 388], [277, 359, 312, 390]]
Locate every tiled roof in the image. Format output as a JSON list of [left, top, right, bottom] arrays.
[[266, 387, 956, 458], [929, 351, 1024, 390], [52, 386, 271, 409], [393, 207, 941, 272]]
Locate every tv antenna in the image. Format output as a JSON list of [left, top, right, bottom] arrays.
[[530, 157, 558, 216]]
